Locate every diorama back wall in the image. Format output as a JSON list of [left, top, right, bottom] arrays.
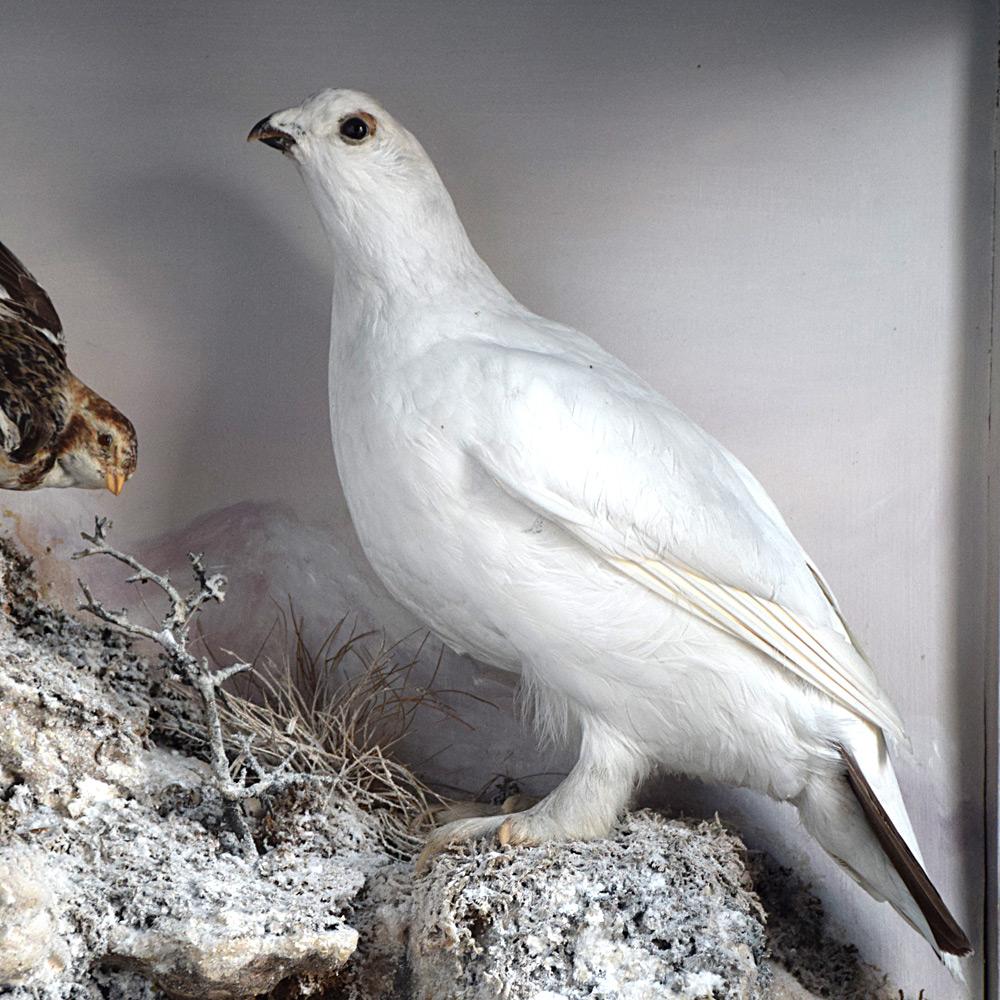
[[0, 2, 994, 994]]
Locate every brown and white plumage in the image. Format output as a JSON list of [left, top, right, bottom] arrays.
[[0, 240, 136, 493]]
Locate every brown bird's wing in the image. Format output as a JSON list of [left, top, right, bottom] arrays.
[[0, 312, 67, 466], [0, 240, 64, 358], [0, 240, 70, 472], [0, 248, 69, 473]]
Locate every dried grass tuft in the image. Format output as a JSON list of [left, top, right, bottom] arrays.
[[215, 607, 468, 855]]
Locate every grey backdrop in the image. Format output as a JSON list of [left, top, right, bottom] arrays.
[[0, 1, 995, 994]]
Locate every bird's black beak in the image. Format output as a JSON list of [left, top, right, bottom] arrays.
[[247, 116, 296, 153]]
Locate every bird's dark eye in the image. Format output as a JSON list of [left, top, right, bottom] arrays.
[[339, 115, 371, 143], [97, 432, 113, 449]]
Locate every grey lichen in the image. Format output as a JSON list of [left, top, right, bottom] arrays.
[[413, 812, 770, 1000], [0, 534, 366, 999], [329, 812, 772, 1000], [330, 815, 889, 1000], [748, 852, 892, 1000]]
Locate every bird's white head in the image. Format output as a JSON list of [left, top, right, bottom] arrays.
[[249, 89, 432, 189], [249, 88, 490, 290]]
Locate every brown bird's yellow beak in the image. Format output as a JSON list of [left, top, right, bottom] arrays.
[[106, 471, 127, 496]]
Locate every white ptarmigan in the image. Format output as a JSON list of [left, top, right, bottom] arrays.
[[249, 88, 971, 970]]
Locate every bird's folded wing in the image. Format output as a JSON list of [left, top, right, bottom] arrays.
[[0, 240, 64, 356], [467, 351, 904, 740], [600, 554, 903, 737]]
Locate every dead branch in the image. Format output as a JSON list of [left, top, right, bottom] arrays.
[[73, 516, 310, 859]]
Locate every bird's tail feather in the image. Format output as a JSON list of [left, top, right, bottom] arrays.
[[836, 742, 971, 958], [797, 728, 971, 976]]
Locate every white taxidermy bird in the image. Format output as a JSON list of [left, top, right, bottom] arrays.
[[249, 89, 971, 972]]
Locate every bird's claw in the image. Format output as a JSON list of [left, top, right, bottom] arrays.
[[416, 796, 548, 874], [429, 792, 538, 826], [416, 814, 508, 874]]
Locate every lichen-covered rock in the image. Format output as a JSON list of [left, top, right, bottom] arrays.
[[747, 852, 892, 1000], [0, 614, 147, 810], [0, 849, 71, 986], [330, 812, 886, 1000], [0, 538, 368, 999], [408, 812, 771, 1000]]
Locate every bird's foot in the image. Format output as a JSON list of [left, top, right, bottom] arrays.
[[416, 801, 559, 874], [429, 792, 537, 826]]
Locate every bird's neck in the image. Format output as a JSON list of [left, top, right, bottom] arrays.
[[306, 170, 509, 305]]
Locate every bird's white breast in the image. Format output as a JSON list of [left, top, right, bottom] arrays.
[[328, 307, 522, 667], [327, 303, 627, 671]]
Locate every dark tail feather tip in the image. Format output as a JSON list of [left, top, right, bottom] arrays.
[[836, 742, 972, 958]]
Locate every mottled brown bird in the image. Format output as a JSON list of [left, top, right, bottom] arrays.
[[0, 240, 136, 492]]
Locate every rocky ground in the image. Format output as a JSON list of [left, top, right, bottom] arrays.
[[0, 535, 893, 999]]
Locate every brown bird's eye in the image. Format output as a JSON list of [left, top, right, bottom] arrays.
[[339, 115, 371, 143], [97, 432, 113, 448]]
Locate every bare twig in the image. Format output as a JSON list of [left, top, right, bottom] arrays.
[[73, 516, 309, 859]]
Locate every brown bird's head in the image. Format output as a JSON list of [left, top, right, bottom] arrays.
[[43, 385, 137, 494]]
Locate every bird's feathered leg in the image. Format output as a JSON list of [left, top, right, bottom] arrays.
[[417, 713, 650, 871]]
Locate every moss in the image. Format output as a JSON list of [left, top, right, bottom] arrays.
[[405, 812, 770, 1000]]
